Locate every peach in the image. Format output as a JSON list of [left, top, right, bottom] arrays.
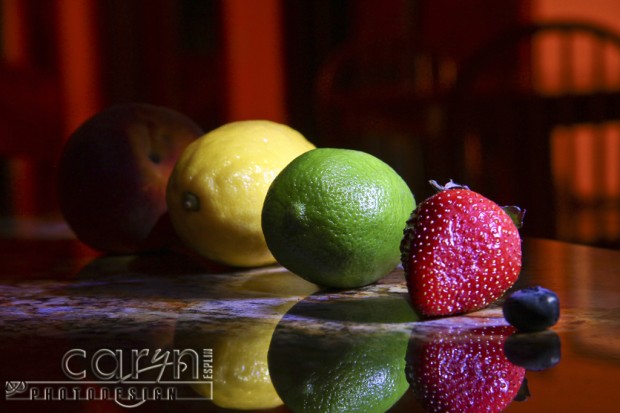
[[57, 103, 202, 253]]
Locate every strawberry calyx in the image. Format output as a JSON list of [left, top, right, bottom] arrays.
[[502, 205, 526, 229], [429, 179, 469, 193], [514, 377, 531, 402], [430, 179, 526, 229]]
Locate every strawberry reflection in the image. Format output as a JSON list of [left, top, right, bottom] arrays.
[[406, 324, 526, 413]]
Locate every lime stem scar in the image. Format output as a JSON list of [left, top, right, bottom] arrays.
[[182, 191, 200, 211]]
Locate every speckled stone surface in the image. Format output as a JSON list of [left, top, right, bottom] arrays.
[[0, 255, 507, 342], [1, 237, 620, 412]]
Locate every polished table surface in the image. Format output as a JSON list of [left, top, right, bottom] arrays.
[[0, 219, 619, 412]]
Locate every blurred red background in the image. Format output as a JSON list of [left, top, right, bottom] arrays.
[[0, 0, 618, 247]]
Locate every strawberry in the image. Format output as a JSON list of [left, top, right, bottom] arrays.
[[400, 180, 523, 316], [406, 325, 526, 413]]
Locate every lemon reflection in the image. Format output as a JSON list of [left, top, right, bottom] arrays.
[[174, 268, 319, 410], [268, 293, 419, 413]]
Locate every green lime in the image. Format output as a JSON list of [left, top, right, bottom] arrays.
[[261, 148, 415, 288], [268, 294, 419, 413]]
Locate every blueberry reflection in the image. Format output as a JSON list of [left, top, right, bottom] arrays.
[[504, 329, 562, 371], [406, 324, 526, 413], [268, 293, 419, 413]]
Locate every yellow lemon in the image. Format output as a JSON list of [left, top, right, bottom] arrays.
[[166, 120, 315, 266]]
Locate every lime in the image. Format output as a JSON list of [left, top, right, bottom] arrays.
[[268, 294, 418, 413], [166, 120, 315, 267], [261, 148, 415, 288]]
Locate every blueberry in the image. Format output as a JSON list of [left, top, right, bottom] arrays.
[[502, 286, 560, 332]]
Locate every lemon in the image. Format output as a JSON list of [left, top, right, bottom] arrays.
[[174, 270, 319, 410], [207, 324, 282, 409], [166, 120, 315, 267], [261, 148, 415, 288]]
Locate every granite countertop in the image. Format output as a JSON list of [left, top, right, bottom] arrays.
[[1, 237, 619, 412]]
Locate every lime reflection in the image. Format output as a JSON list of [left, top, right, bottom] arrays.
[[268, 292, 419, 413]]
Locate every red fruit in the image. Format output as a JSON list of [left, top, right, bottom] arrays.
[[406, 325, 526, 413], [57, 103, 203, 254], [400, 180, 523, 316]]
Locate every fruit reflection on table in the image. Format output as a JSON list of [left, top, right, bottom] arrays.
[[67, 253, 566, 413], [174, 269, 320, 410], [1, 240, 593, 413], [269, 294, 417, 413], [270, 288, 563, 413], [172, 268, 561, 413]]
